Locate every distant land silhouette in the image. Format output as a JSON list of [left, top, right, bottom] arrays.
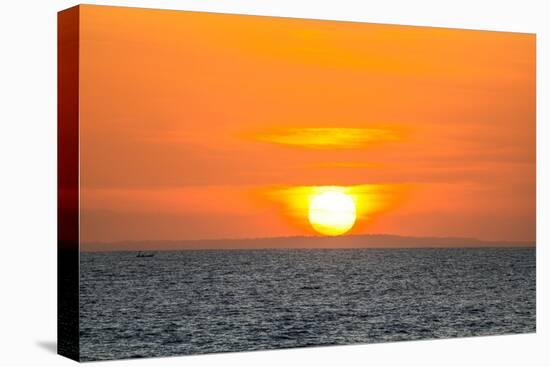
[[81, 234, 535, 252]]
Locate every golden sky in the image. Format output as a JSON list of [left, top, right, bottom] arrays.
[[78, 5, 535, 243]]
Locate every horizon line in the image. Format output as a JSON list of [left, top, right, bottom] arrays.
[[77, 233, 536, 252], [81, 245, 536, 253], [81, 232, 535, 244]]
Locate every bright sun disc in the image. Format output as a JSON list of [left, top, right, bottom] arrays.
[[308, 190, 356, 236]]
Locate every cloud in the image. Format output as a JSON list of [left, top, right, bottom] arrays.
[[312, 162, 388, 169], [247, 127, 404, 149]]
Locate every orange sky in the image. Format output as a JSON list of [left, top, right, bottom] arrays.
[[78, 5, 535, 243]]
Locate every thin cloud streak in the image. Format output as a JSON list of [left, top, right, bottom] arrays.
[[246, 127, 405, 149]]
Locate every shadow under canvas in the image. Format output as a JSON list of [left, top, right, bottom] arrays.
[[36, 340, 57, 354]]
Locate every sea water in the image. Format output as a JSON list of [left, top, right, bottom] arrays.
[[79, 248, 535, 361]]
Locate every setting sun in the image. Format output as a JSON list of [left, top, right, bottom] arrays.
[[308, 190, 357, 236]]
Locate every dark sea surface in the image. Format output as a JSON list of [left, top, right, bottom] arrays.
[[79, 248, 536, 361]]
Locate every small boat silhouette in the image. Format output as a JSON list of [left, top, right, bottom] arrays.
[[136, 251, 155, 258]]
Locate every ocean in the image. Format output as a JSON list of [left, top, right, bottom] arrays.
[[79, 248, 536, 361]]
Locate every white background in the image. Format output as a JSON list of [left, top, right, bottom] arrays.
[[0, 0, 548, 365]]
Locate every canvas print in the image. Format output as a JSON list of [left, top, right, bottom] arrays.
[[58, 4, 536, 362]]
